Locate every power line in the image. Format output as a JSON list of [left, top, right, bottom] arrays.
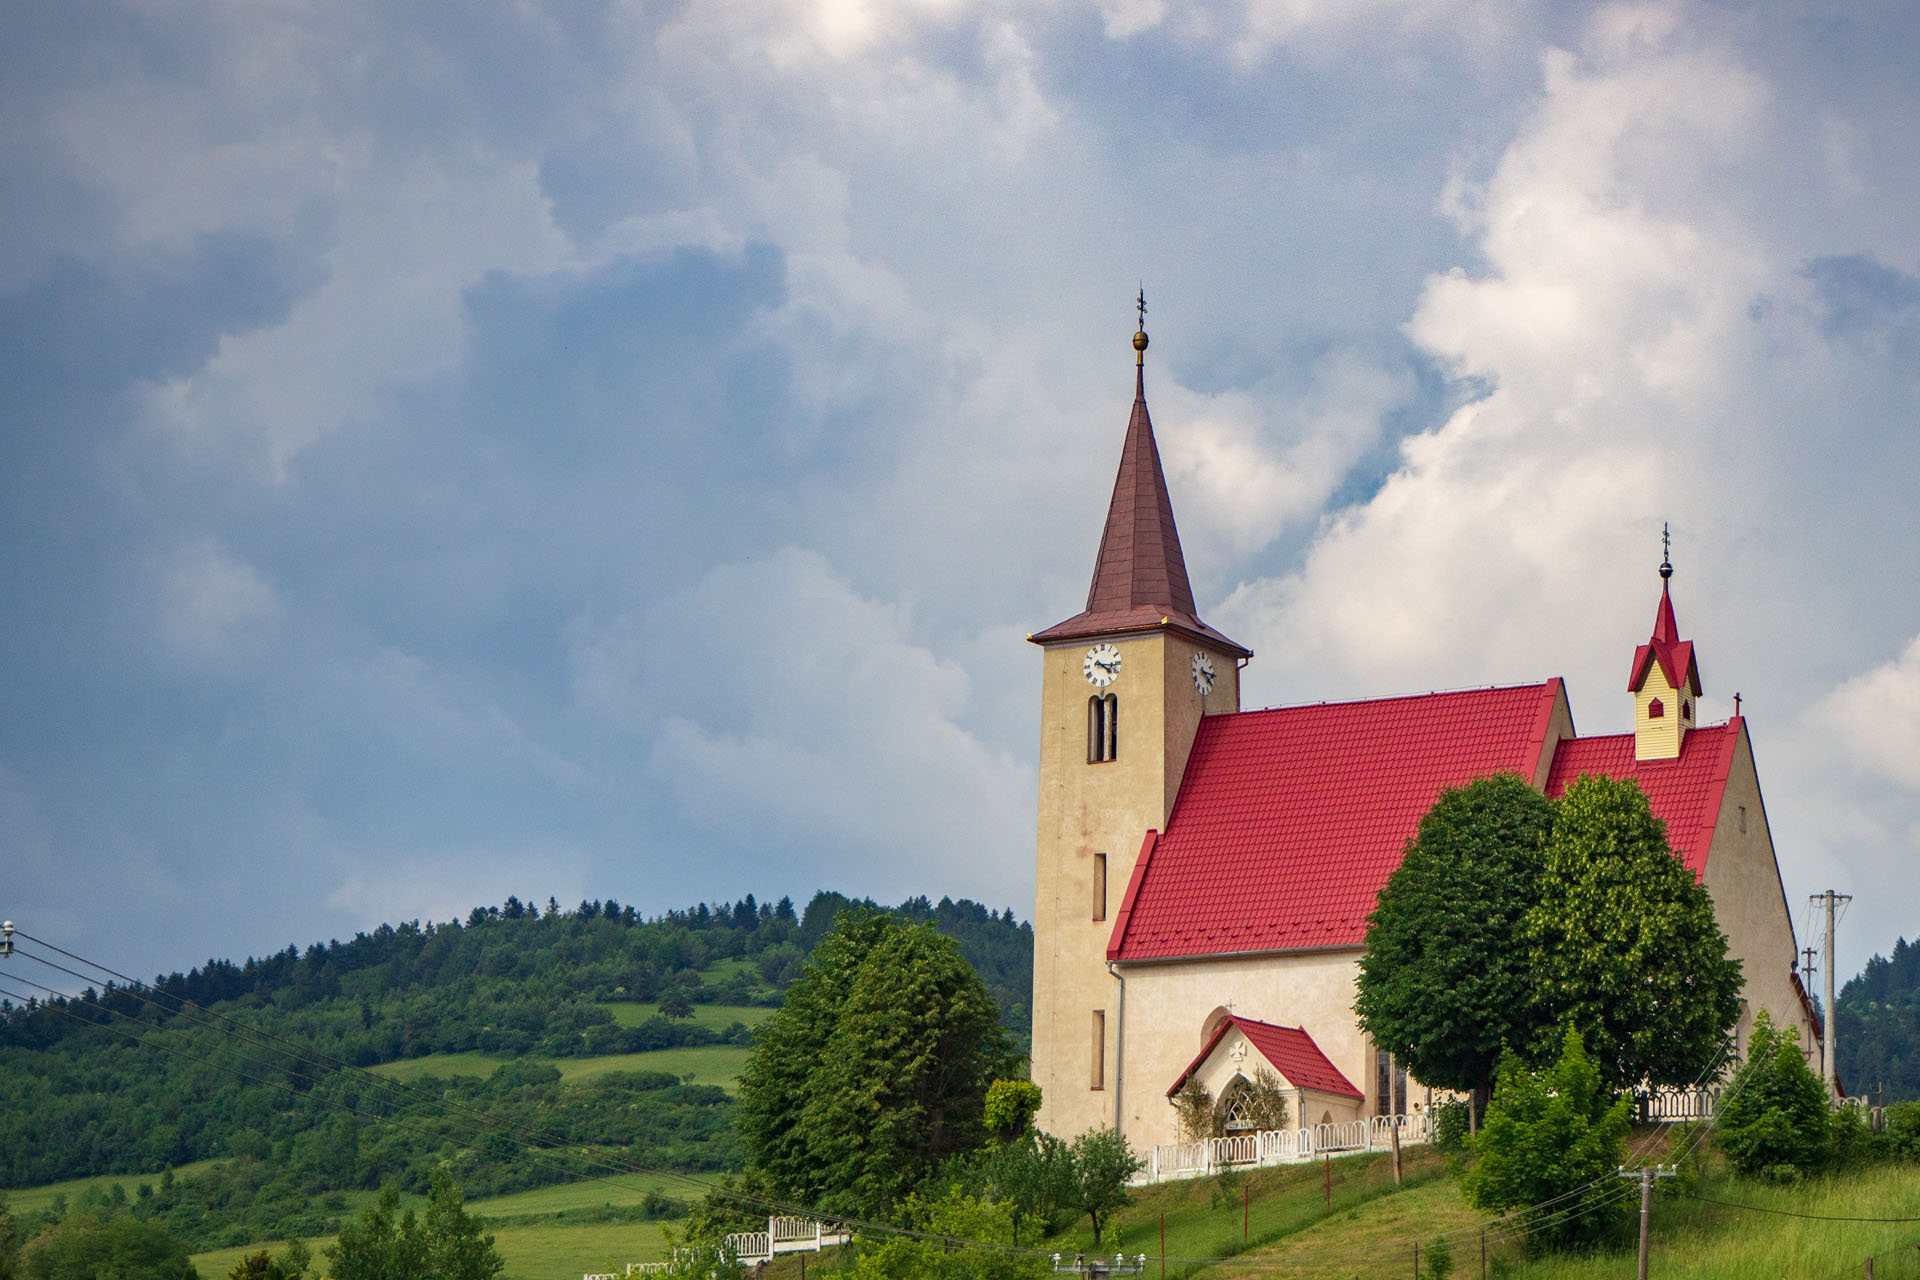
[[1672, 1192, 1920, 1224]]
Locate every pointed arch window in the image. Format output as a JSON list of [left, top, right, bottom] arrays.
[[1088, 694, 1118, 763], [1648, 697, 1665, 719], [1221, 1077, 1257, 1133]]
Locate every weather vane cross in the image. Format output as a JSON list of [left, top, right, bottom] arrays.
[[1662, 521, 1671, 564], [1136, 287, 1147, 332]]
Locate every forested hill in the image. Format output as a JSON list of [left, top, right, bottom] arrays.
[[1839, 935, 1920, 1104], [0, 889, 1031, 1196]]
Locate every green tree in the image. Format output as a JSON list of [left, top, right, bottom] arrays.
[[1524, 774, 1743, 1091], [657, 989, 694, 1021], [738, 910, 1012, 1216], [327, 1170, 502, 1280], [1355, 774, 1556, 1107], [843, 1189, 1042, 1280], [1715, 1010, 1831, 1181], [983, 1080, 1043, 1141], [974, 1132, 1071, 1243], [1064, 1128, 1142, 1246], [20, 1217, 198, 1280], [1462, 1027, 1631, 1254]]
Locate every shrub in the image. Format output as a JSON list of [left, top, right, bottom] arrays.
[[1883, 1100, 1920, 1163], [1715, 1011, 1829, 1181], [1430, 1100, 1471, 1152], [1461, 1027, 1630, 1253]]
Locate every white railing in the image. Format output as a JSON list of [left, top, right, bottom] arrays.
[[1637, 1086, 1718, 1123], [1137, 1111, 1433, 1184], [721, 1217, 854, 1263]]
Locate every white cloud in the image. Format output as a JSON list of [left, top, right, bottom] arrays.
[[152, 538, 277, 658], [573, 547, 1033, 901], [144, 157, 574, 478], [1815, 635, 1920, 792]]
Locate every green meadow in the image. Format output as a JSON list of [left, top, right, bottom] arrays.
[[368, 1044, 753, 1091]]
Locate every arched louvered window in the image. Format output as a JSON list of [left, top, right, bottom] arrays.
[[1648, 697, 1665, 719], [1088, 694, 1118, 762]]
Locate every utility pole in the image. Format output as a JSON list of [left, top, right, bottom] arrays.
[[1615, 1166, 1676, 1280], [1812, 890, 1853, 1098], [0, 920, 13, 957]]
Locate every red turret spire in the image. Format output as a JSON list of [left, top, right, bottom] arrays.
[[1629, 526, 1700, 695], [1031, 314, 1249, 656]]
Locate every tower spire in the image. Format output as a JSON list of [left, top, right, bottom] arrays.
[[1028, 310, 1249, 657]]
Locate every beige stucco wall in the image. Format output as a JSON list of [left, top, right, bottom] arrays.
[[1700, 723, 1818, 1066], [1031, 628, 1241, 1141], [1105, 948, 1377, 1149]]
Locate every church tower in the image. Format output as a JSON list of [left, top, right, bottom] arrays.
[[1027, 313, 1250, 1138], [1629, 531, 1701, 761]]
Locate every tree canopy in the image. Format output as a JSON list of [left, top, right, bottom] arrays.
[[736, 909, 1014, 1217], [1355, 774, 1555, 1101], [1525, 774, 1743, 1090]]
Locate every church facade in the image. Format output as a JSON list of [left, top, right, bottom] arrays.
[[1027, 325, 1821, 1150]]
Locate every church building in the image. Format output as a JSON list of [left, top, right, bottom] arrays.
[[1027, 322, 1822, 1150]]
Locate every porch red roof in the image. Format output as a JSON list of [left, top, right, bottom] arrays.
[[1108, 681, 1565, 961], [1542, 718, 1742, 881], [1167, 1016, 1364, 1100]]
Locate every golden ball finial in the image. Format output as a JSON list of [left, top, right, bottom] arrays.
[[1133, 329, 1149, 354]]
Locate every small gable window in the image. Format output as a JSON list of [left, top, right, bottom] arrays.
[[1088, 694, 1118, 763], [1648, 698, 1665, 719], [1681, 699, 1693, 721]]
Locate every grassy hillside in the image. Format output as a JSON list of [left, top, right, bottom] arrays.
[[161, 1134, 1920, 1280]]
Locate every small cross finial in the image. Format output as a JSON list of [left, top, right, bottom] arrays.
[[1659, 521, 1673, 582], [1132, 287, 1150, 366], [1734, 692, 1742, 717]]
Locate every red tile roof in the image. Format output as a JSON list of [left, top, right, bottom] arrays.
[[1108, 681, 1566, 961], [1542, 719, 1741, 880], [1031, 364, 1249, 656], [1167, 1016, 1364, 1100]]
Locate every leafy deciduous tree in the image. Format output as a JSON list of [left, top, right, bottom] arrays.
[[1462, 1027, 1631, 1253], [1356, 774, 1555, 1107], [1715, 1010, 1830, 1181], [984, 1080, 1043, 1141], [20, 1217, 198, 1280], [1064, 1129, 1142, 1246], [1525, 774, 1743, 1091]]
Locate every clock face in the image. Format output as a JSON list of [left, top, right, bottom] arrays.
[[1083, 643, 1121, 687], [1191, 650, 1217, 695]]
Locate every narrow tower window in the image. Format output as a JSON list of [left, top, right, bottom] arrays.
[[1088, 694, 1118, 762], [1648, 697, 1665, 719], [1091, 1010, 1106, 1090], [1092, 853, 1108, 921]]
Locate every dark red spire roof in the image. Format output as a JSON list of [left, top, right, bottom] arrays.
[[1031, 350, 1249, 656]]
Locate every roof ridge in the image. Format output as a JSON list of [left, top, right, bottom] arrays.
[[1237, 678, 1559, 716]]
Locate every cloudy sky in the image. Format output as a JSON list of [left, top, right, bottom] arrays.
[[3, 0, 1916, 989]]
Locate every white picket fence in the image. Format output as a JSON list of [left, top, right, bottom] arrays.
[[1137, 1112, 1431, 1184], [597, 1218, 851, 1278]]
